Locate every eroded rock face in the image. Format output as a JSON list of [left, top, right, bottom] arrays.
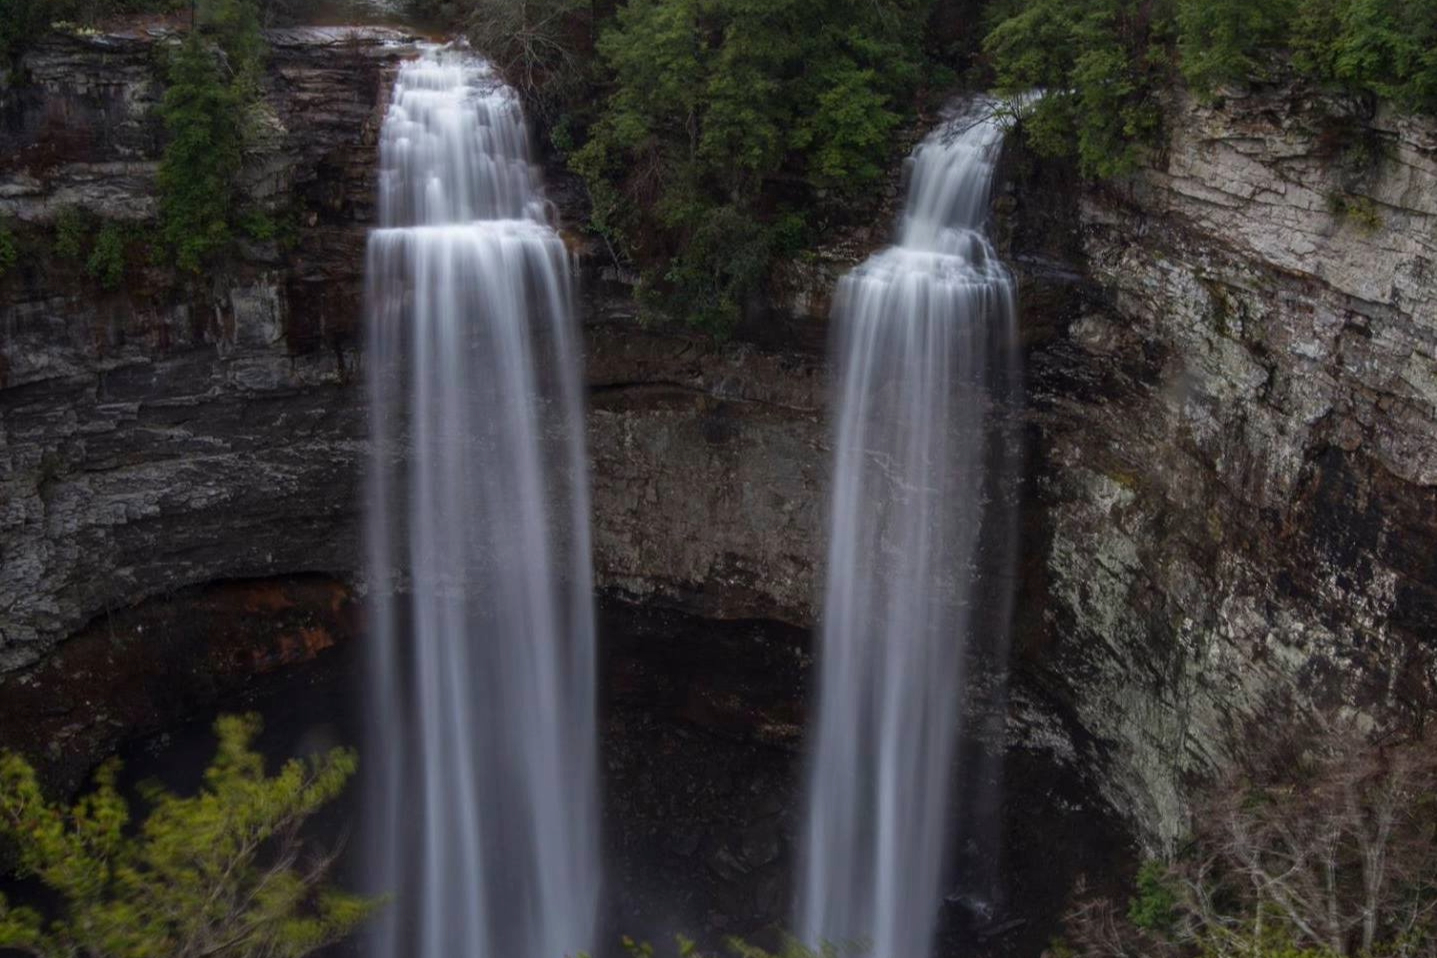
[[586, 318, 827, 625], [0, 25, 411, 671], [0, 26, 838, 669], [3, 26, 1434, 872], [1011, 83, 1437, 846]]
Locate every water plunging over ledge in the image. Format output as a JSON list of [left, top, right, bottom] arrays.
[[363, 46, 599, 958], [796, 101, 1022, 958]]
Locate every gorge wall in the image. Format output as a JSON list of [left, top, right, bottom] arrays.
[[1006, 84, 1437, 846], [2, 25, 1434, 867], [0, 24, 831, 671]]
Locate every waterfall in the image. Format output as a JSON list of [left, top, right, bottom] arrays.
[[363, 46, 599, 958], [796, 101, 1021, 958]]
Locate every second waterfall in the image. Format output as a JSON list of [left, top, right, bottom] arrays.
[[364, 47, 599, 958], [797, 102, 1021, 958]]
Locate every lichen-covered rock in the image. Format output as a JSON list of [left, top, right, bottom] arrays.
[[1015, 82, 1437, 847]]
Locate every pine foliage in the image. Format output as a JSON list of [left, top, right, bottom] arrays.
[[0, 715, 377, 958]]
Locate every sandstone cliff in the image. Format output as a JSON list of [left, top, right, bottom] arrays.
[[1, 27, 1434, 865], [1014, 84, 1437, 845]]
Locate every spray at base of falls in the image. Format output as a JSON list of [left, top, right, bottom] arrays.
[[796, 100, 1022, 958], [364, 46, 599, 958]]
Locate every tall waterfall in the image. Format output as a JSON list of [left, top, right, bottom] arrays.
[[796, 102, 1021, 958], [364, 46, 599, 958]]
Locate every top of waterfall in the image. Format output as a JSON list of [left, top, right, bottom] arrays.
[[377, 45, 551, 228], [893, 100, 1009, 258]]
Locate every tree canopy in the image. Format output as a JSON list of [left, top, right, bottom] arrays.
[[0, 715, 376, 958], [985, 0, 1437, 178], [567, 0, 933, 333]]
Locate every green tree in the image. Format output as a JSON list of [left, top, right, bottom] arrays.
[[986, 0, 1173, 179], [0, 714, 376, 958], [197, 0, 267, 95], [1325, 0, 1437, 111], [1176, 0, 1297, 91], [155, 0, 266, 273], [571, 0, 930, 333], [157, 33, 248, 272]]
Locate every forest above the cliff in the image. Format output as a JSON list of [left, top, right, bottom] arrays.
[[2, 0, 1434, 334]]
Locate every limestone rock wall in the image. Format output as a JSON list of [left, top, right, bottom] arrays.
[[0, 26, 833, 673], [585, 318, 827, 625], [3, 28, 1435, 860], [0, 26, 404, 670], [1017, 84, 1437, 845]]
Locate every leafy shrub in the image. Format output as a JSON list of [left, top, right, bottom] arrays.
[[238, 208, 298, 248], [85, 222, 128, 288], [240, 209, 278, 240], [0, 714, 377, 958], [1326, 192, 1385, 232], [50, 211, 135, 286], [1126, 859, 1178, 935], [52, 206, 91, 261], [0, 221, 19, 279]]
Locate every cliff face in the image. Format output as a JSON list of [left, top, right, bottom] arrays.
[[1013, 83, 1437, 845], [0, 25, 402, 671], [586, 320, 827, 625], [0, 25, 836, 670], [2, 27, 1435, 861]]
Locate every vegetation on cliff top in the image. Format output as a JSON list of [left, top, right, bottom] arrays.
[[7, 0, 1434, 323], [0, 0, 190, 66], [0, 714, 376, 958], [567, 0, 935, 333], [403, 0, 951, 334], [418, 0, 1435, 333], [412, 0, 941, 334], [0, 0, 269, 277], [985, 0, 1437, 177]]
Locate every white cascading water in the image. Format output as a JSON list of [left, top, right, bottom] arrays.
[[364, 46, 598, 958], [796, 101, 1021, 958]]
